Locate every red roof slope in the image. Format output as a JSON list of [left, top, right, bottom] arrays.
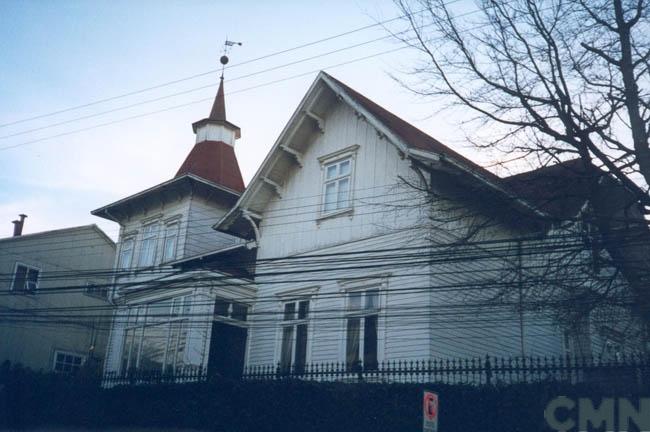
[[502, 159, 595, 219], [324, 73, 498, 181], [175, 140, 245, 193]]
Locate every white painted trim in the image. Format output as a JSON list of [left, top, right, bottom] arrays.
[[274, 285, 321, 299], [317, 144, 360, 163]]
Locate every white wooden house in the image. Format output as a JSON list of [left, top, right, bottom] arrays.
[[95, 70, 647, 381], [216, 72, 647, 373]]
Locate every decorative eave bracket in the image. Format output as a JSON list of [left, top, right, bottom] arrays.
[[262, 176, 283, 199], [280, 145, 304, 167]]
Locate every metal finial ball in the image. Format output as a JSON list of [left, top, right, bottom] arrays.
[[220, 55, 229, 65]]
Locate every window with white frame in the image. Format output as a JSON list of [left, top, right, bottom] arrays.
[[345, 288, 379, 370], [279, 299, 310, 373], [12, 263, 40, 293], [120, 295, 196, 374], [162, 222, 179, 262], [322, 157, 352, 213], [53, 350, 85, 374], [118, 237, 135, 270], [138, 223, 158, 267]]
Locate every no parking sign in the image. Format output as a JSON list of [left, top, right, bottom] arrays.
[[423, 390, 438, 432]]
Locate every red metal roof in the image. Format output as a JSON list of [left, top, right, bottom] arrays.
[[324, 73, 499, 182], [175, 140, 245, 193]]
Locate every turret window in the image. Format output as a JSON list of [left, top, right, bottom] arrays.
[[163, 222, 179, 262], [138, 223, 158, 267]]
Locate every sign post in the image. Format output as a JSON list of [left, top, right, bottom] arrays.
[[423, 390, 439, 432]]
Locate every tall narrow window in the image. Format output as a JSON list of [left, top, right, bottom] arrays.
[[119, 238, 135, 270], [345, 288, 379, 370], [279, 299, 310, 374], [162, 222, 179, 262], [138, 223, 158, 267], [12, 263, 40, 293], [322, 158, 352, 213]]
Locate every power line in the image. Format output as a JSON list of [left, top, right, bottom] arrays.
[[0, 5, 439, 130]]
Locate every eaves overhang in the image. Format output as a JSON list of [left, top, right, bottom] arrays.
[[92, 174, 241, 223]]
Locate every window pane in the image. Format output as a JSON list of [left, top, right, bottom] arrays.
[[232, 303, 248, 321], [365, 289, 379, 310], [337, 178, 350, 208], [150, 299, 172, 320], [298, 300, 309, 320], [280, 326, 294, 373], [363, 315, 378, 370], [326, 164, 337, 180], [348, 292, 362, 311], [283, 302, 296, 321], [13, 265, 27, 291], [139, 323, 168, 372], [339, 160, 351, 176], [163, 236, 177, 261], [120, 239, 134, 269], [174, 321, 189, 371], [214, 299, 229, 317], [121, 329, 135, 372], [346, 318, 360, 367], [323, 182, 337, 212], [139, 238, 156, 267], [182, 296, 192, 315], [295, 324, 308, 373], [27, 269, 39, 284]]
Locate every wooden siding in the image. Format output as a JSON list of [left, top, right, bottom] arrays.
[[0, 226, 115, 371]]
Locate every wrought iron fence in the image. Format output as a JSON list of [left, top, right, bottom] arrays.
[[102, 354, 650, 388], [242, 354, 650, 387], [103, 365, 208, 387]]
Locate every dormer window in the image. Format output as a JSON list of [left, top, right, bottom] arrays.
[[138, 223, 158, 267]]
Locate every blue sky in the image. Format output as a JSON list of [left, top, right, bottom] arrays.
[[0, 0, 482, 239]]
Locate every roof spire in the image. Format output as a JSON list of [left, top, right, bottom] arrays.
[[209, 76, 227, 121], [207, 39, 242, 122]]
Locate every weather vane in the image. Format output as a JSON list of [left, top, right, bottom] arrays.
[[220, 38, 243, 78]]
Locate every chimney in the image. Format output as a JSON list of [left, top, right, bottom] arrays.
[[12, 214, 27, 237]]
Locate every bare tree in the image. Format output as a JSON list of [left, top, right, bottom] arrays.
[[394, 0, 650, 210]]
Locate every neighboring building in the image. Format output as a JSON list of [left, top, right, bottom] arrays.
[[0, 221, 115, 373], [93, 76, 255, 380], [216, 72, 647, 373]]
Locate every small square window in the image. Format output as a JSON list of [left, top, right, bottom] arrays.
[[53, 350, 85, 374], [12, 263, 40, 293]]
